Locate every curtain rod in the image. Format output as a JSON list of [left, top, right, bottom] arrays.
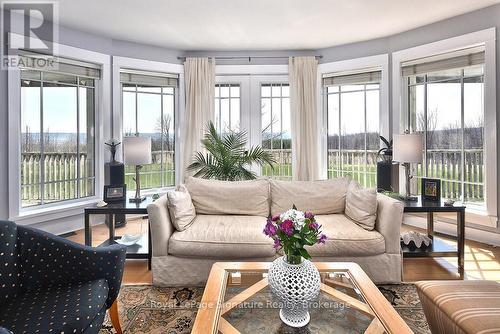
[[177, 55, 323, 61]]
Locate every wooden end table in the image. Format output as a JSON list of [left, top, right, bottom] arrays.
[[193, 262, 413, 334], [402, 198, 466, 278], [84, 196, 153, 269]]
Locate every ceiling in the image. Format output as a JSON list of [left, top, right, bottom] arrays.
[[52, 0, 500, 51]]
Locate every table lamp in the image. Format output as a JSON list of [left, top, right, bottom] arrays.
[[393, 132, 423, 201], [123, 136, 152, 203]]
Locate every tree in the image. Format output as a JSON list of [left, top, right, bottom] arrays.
[[155, 114, 173, 151]]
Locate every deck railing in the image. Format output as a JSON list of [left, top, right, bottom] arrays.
[[21, 147, 484, 204]]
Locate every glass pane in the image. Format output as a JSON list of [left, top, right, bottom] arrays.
[[122, 83, 136, 92], [261, 98, 271, 150], [79, 87, 95, 197], [366, 90, 379, 188], [44, 180, 77, 203], [327, 86, 339, 93], [220, 85, 229, 98], [426, 80, 462, 201], [281, 85, 290, 97], [230, 85, 240, 97], [271, 85, 281, 97], [340, 91, 365, 184], [162, 95, 175, 187], [137, 85, 161, 93], [230, 98, 240, 132], [464, 65, 483, 77], [136, 93, 162, 190], [162, 87, 174, 94], [21, 81, 42, 207], [220, 98, 230, 134], [408, 84, 425, 194], [327, 93, 340, 179], [261, 85, 271, 97], [341, 84, 363, 92], [122, 91, 136, 136], [463, 76, 484, 205]]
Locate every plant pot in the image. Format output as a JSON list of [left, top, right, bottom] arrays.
[[268, 256, 320, 327]]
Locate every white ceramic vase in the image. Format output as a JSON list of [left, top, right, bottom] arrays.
[[268, 256, 321, 327]]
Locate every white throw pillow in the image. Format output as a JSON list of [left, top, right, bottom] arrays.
[[167, 187, 196, 231], [345, 181, 378, 230]]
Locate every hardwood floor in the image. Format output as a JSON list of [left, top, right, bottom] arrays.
[[67, 219, 500, 284]]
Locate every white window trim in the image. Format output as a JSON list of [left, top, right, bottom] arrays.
[[317, 54, 390, 179], [392, 28, 497, 220], [112, 56, 184, 190], [8, 34, 110, 223]]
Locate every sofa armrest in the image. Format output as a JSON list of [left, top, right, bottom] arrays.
[[375, 193, 404, 254], [147, 194, 174, 257], [17, 225, 126, 307]]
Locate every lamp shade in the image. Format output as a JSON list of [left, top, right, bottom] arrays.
[[123, 136, 152, 165], [393, 133, 423, 163]]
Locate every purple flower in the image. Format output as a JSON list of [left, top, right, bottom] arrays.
[[305, 211, 314, 219], [271, 214, 280, 222], [309, 222, 319, 230], [280, 219, 294, 236], [263, 221, 278, 237], [273, 238, 281, 249], [317, 234, 327, 244]]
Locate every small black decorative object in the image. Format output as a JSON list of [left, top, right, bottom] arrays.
[[105, 139, 121, 163], [421, 178, 441, 202], [104, 184, 126, 202]]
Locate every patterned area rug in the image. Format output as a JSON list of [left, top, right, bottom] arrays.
[[100, 284, 430, 333]]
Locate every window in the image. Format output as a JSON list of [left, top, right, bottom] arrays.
[[261, 83, 291, 180], [20, 57, 98, 207], [121, 70, 177, 191], [324, 70, 381, 187], [404, 48, 485, 207], [214, 84, 240, 134]]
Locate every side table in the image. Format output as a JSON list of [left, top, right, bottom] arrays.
[[401, 198, 465, 278], [84, 197, 153, 269]]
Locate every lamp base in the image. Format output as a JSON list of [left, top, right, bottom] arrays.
[[129, 196, 146, 203]]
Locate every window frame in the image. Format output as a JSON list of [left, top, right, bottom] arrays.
[[392, 28, 497, 221], [8, 37, 110, 223], [20, 70, 98, 207], [214, 75, 250, 135], [112, 56, 184, 193], [325, 82, 381, 187], [318, 54, 390, 180]]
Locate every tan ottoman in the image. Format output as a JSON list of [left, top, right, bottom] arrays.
[[416, 280, 500, 334]]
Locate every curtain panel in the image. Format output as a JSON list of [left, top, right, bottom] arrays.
[[181, 58, 215, 181], [289, 56, 319, 181]]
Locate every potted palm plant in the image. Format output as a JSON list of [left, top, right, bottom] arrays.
[[187, 121, 276, 180]]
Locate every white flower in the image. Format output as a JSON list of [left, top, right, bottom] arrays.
[[280, 209, 306, 230]]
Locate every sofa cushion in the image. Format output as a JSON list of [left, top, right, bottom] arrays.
[[306, 214, 385, 256], [345, 181, 378, 230], [270, 178, 350, 216], [0, 279, 108, 334], [167, 187, 196, 231], [184, 177, 270, 216], [168, 215, 275, 258]]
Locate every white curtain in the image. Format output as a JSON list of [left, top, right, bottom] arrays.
[[289, 56, 319, 181], [181, 58, 215, 181]]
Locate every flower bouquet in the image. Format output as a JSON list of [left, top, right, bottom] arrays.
[[264, 206, 326, 327], [264, 207, 326, 265]]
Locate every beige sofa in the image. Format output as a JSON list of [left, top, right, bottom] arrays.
[[148, 177, 404, 286]]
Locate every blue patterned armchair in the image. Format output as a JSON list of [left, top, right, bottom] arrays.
[[0, 220, 127, 334]]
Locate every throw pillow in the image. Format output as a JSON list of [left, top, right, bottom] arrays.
[[345, 181, 378, 230], [167, 186, 196, 231]]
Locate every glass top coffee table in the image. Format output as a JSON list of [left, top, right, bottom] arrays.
[[192, 262, 412, 334]]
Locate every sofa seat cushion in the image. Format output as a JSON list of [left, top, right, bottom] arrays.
[[306, 214, 385, 257], [169, 215, 275, 258], [0, 279, 108, 334]]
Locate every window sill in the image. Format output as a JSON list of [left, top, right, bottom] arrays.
[[11, 197, 101, 225]]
